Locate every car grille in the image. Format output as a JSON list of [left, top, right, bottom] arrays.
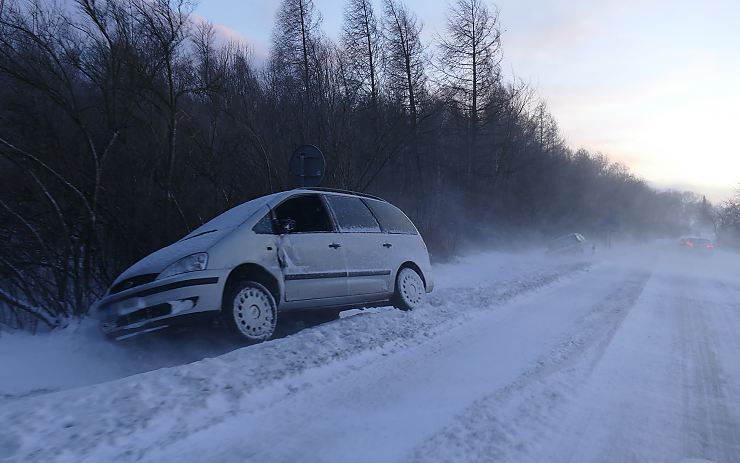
[[109, 273, 158, 295]]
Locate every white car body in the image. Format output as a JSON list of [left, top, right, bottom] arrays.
[[547, 233, 588, 255], [94, 188, 434, 339]]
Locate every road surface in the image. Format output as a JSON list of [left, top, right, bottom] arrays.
[[2, 246, 740, 463]]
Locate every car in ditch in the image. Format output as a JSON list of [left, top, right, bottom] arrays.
[[93, 188, 433, 341], [547, 232, 589, 255]]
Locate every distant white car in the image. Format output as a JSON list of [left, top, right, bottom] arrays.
[[94, 188, 433, 341], [547, 233, 588, 255]]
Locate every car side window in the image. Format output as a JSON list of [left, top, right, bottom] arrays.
[[274, 195, 333, 233], [252, 212, 275, 234], [325, 195, 382, 233], [364, 199, 418, 234]]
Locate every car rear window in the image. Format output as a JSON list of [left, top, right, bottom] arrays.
[[325, 195, 381, 233], [364, 199, 418, 235]]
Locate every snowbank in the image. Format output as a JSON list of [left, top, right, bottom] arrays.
[[0, 250, 590, 463]]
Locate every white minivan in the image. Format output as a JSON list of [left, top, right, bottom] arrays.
[[95, 188, 433, 341]]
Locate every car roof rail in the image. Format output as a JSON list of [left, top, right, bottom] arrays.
[[298, 187, 386, 202]]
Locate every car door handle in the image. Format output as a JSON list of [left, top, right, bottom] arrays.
[[329, 243, 341, 249], [382, 243, 392, 248]]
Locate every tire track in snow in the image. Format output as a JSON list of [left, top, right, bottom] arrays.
[[141, 260, 627, 463], [483, 262, 740, 463], [0, 258, 591, 463], [677, 278, 740, 463], [408, 269, 652, 463]]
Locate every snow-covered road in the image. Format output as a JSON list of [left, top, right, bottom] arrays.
[[2, 245, 740, 463]]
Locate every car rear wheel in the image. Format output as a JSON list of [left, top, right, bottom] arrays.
[[393, 267, 425, 311], [224, 281, 277, 342]]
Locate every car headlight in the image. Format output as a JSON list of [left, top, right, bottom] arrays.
[[158, 252, 208, 280]]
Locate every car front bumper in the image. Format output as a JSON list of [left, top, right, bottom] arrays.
[[95, 269, 229, 339]]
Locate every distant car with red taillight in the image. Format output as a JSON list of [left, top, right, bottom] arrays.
[[679, 237, 714, 252]]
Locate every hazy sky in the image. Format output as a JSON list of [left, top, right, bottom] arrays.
[[196, 0, 740, 201]]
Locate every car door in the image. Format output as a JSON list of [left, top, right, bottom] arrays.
[[274, 194, 348, 301], [324, 194, 393, 296], [363, 198, 422, 279]]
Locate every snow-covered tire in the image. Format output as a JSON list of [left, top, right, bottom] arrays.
[[392, 267, 426, 311], [223, 280, 277, 343]]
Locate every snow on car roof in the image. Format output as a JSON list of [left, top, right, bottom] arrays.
[[181, 189, 386, 242]]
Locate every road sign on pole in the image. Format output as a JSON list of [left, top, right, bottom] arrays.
[[289, 145, 325, 187]]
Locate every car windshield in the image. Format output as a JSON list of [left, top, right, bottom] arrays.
[[181, 193, 279, 240]]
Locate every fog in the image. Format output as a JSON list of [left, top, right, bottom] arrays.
[[3, 238, 737, 398], [1, 0, 729, 330], [4, 239, 740, 462]]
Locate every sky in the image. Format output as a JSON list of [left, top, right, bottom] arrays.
[[195, 0, 740, 202]]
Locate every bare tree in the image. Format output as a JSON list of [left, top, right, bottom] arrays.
[[342, 0, 381, 108], [532, 101, 561, 153], [437, 0, 501, 175], [272, 0, 322, 99], [0, 0, 121, 320], [130, 0, 194, 235], [716, 189, 740, 247], [0, 0, 705, 329], [382, 0, 425, 126]]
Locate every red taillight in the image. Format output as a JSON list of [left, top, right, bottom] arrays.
[[686, 242, 694, 248], [707, 244, 714, 249]]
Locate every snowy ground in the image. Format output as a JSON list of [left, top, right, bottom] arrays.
[[2, 244, 740, 463]]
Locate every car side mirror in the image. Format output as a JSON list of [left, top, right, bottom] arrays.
[[280, 218, 297, 234]]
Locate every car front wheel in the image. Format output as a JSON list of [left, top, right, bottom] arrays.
[[224, 281, 277, 342], [393, 267, 426, 311]]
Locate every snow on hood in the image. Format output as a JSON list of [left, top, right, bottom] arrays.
[[114, 228, 233, 284], [113, 194, 281, 285]]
